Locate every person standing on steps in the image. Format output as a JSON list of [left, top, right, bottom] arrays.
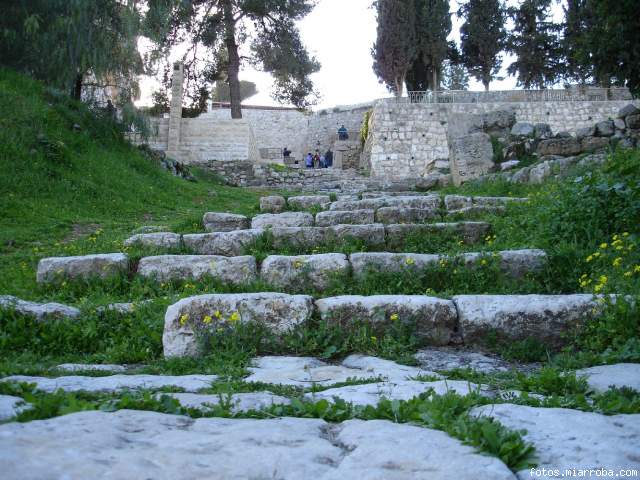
[[338, 124, 348, 140], [305, 152, 313, 168], [325, 148, 333, 168], [319, 153, 326, 168], [282, 146, 291, 162], [313, 150, 320, 168]]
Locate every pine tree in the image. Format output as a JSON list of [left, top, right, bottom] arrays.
[[145, 0, 319, 119], [442, 61, 470, 90], [458, 0, 507, 91], [507, 0, 563, 89], [372, 0, 418, 96]]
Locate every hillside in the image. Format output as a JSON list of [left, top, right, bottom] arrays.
[[0, 70, 265, 297]]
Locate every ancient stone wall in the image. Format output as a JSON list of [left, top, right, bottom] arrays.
[[368, 99, 640, 180], [304, 104, 372, 154]]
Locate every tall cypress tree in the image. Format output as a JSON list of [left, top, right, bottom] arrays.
[[416, 0, 452, 92], [458, 0, 507, 91], [562, 0, 593, 84], [507, 0, 562, 89], [372, 0, 417, 96]]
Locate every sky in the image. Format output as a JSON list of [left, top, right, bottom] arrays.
[[137, 0, 565, 111]]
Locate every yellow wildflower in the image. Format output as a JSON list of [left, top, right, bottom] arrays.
[[370, 336, 377, 342], [405, 257, 415, 266], [613, 257, 623, 267], [623, 232, 630, 237], [214, 310, 222, 319], [600, 243, 608, 249], [203, 315, 212, 324], [624, 271, 632, 278], [599, 275, 608, 283], [229, 311, 241, 323], [634, 265, 640, 273], [293, 260, 304, 269], [390, 313, 399, 322], [179, 314, 189, 326], [594, 284, 603, 293], [480, 259, 488, 266]]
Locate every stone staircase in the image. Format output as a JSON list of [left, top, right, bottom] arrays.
[[2, 191, 639, 478]]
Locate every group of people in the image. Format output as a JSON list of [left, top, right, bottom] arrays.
[[305, 149, 333, 169]]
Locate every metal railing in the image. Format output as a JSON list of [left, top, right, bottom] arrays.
[[401, 87, 632, 104]]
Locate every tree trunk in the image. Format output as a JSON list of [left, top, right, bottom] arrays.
[[483, 79, 490, 91], [432, 68, 438, 102], [72, 73, 83, 101], [223, 0, 242, 119]]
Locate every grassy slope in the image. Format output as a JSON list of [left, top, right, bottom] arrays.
[[0, 69, 266, 299]]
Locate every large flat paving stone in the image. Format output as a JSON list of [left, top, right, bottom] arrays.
[[162, 392, 292, 413], [350, 252, 440, 278], [305, 379, 487, 406], [453, 294, 601, 347], [328, 224, 386, 247], [471, 404, 640, 479], [244, 354, 440, 387], [459, 249, 547, 278], [54, 363, 128, 373], [182, 229, 264, 256], [0, 295, 80, 320], [270, 226, 328, 249], [577, 363, 640, 393], [251, 212, 314, 229], [375, 206, 440, 224], [330, 198, 387, 211], [123, 232, 181, 249], [315, 209, 375, 227], [260, 195, 286, 213], [202, 212, 250, 232], [37, 253, 129, 284], [163, 293, 314, 357], [415, 347, 512, 373], [0, 395, 31, 421], [316, 295, 458, 345], [0, 410, 516, 479], [0, 374, 218, 393], [260, 253, 349, 289], [138, 255, 258, 284]]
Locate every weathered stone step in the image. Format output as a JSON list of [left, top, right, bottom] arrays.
[[202, 212, 249, 232], [163, 292, 606, 358], [0, 374, 218, 393], [251, 211, 314, 229], [160, 392, 291, 413], [576, 363, 640, 393], [138, 255, 257, 284], [124, 232, 181, 249], [0, 295, 80, 320], [260, 253, 349, 289], [182, 229, 263, 256], [0, 410, 517, 479], [36, 253, 128, 284], [0, 395, 31, 421]]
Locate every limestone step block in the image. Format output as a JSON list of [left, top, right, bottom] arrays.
[[0, 374, 218, 393], [97, 300, 153, 315], [251, 212, 314, 229], [447, 205, 506, 217], [459, 249, 548, 278], [361, 191, 425, 198], [37, 253, 129, 284], [182, 229, 264, 256], [415, 347, 512, 373], [162, 392, 292, 413], [315, 209, 375, 227], [537, 137, 581, 156], [123, 232, 181, 249], [54, 364, 128, 373], [270, 226, 327, 249], [383, 195, 442, 209], [305, 380, 487, 407], [0, 395, 31, 421], [385, 222, 491, 248], [445, 195, 472, 211], [260, 253, 349, 289], [245, 354, 439, 386], [0, 410, 517, 480], [472, 196, 528, 207], [287, 195, 331, 210], [375, 206, 440, 224], [202, 212, 250, 232], [453, 294, 601, 346], [471, 404, 640, 479], [328, 224, 386, 248], [259, 195, 286, 213], [163, 293, 314, 357], [138, 255, 257, 284], [350, 252, 440, 278], [316, 295, 458, 345], [0, 295, 80, 320], [329, 198, 387, 211], [576, 363, 640, 393]]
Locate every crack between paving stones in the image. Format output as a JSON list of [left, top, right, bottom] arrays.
[[318, 423, 354, 468]]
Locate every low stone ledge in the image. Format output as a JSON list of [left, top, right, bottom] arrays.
[[472, 196, 528, 207], [375, 207, 440, 224], [459, 249, 547, 278], [453, 294, 601, 346], [182, 230, 264, 256], [202, 212, 250, 232], [138, 255, 258, 284], [287, 195, 331, 210], [37, 253, 129, 284], [350, 252, 440, 278], [0, 295, 80, 320], [260, 253, 349, 290], [384, 195, 442, 209], [123, 232, 181, 250], [444, 195, 472, 211], [329, 198, 387, 211], [446, 206, 506, 217], [315, 209, 375, 227], [259, 195, 286, 213], [385, 222, 491, 248], [251, 212, 314, 229], [315, 295, 458, 345], [163, 293, 314, 357], [328, 224, 386, 248], [270, 226, 328, 249]]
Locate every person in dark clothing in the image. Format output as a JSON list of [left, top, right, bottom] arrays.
[[282, 147, 291, 159], [338, 124, 348, 140], [313, 151, 320, 169], [325, 149, 333, 168], [305, 152, 313, 168]]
